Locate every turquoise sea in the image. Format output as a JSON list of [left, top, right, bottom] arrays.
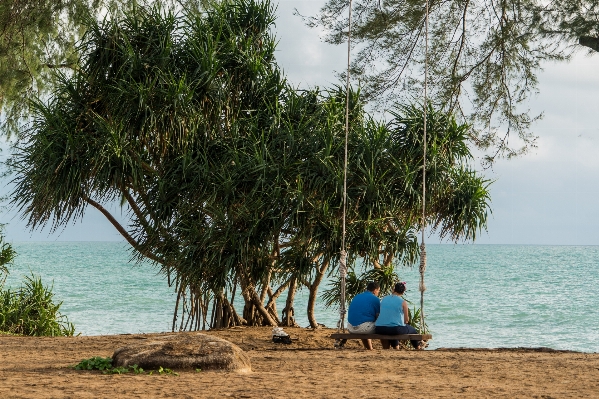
[[4, 242, 598, 352]]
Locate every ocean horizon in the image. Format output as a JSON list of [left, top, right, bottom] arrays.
[[4, 241, 598, 353]]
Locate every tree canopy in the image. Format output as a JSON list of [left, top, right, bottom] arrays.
[[0, 0, 193, 136], [10, 0, 491, 329], [0, 0, 94, 135], [306, 0, 599, 164]]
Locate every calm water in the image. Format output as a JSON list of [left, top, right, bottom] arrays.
[[4, 242, 598, 352]]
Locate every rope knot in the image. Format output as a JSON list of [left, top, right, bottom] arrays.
[[419, 243, 427, 274], [419, 243, 427, 293], [339, 250, 347, 278]]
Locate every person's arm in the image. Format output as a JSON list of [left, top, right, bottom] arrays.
[[402, 300, 410, 325]]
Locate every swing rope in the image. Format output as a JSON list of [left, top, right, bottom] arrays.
[[419, 0, 429, 334], [337, 0, 353, 334]]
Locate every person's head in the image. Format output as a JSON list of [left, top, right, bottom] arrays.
[[393, 281, 406, 295], [366, 281, 380, 296]]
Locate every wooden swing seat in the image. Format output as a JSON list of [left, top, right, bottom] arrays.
[[330, 333, 432, 341]]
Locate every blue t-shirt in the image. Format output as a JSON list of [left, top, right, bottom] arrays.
[[347, 291, 380, 326], [375, 294, 405, 327]]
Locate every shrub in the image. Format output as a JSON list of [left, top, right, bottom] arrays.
[[0, 273, 75, 336], [0, 231, 16, 287], [73, 357, 114, 371], [0, 228, 75, 337]]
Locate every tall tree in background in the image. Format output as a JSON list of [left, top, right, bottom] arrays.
[[537, 1, 599, 53], [305, 0, 599, 164], [0, 0, 193, 136], [0, 0, 95, 135]]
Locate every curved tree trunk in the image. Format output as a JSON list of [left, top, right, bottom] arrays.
[[239, 273, 278, 326], [307, 258, 330, 328]]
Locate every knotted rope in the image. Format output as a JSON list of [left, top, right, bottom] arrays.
[[338, 0, 353, 334], [337, 250, 348, 332], [419, 0, 430, 334]]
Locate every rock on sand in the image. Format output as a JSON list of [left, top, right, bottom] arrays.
[[112, 333, 251, 372]]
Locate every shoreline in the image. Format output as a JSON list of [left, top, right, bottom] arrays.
[[2, 327, 599, 398]]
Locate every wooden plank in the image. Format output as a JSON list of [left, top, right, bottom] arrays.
[[330, 333, 432, 341]]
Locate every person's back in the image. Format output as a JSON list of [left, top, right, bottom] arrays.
[[375, 294, 405, 327], [374, 282, 422, 350], [346, 282, 380, 350], [348, 291, 380, 326]]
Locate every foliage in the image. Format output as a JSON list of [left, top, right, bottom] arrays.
[[407, 306, 428, 334], [0, 228, 74, 336], [0, 0, 96, 137], [73, 356, 114, 371], [0, 273, 76, 336], [304, 0, 599, 163], [150, 366, 178, 376], [0, 0, 200, 137], [537, 1, 599, 53], [73, 357, 165, 375], [322, 269, 366, 309], [10, 0, 492, 329], [0, 228, 16, 287], [322, 265, 400, 308]]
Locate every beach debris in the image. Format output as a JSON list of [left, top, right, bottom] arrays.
[[272, 327, 292, 344], [112, 333, 251, 372]]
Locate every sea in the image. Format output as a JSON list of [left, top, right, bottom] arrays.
[[3, 242, 598, 353]]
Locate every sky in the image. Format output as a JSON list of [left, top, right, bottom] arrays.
[[2, 0, 599, 245]]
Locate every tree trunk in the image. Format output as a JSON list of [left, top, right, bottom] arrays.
[[580, 36, 599, 52], [383, 252, 394, 267], [265, 287, 281, 324], [248, 289, 278, 326], [211, 292, 245, 329], [307, 258, 330, 328], [264, 278, 291, 325], [282, 276, 298, 327], [239, 273, 278, 326]]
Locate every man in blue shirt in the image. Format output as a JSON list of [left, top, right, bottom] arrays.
[[347, 281, 380, 350]]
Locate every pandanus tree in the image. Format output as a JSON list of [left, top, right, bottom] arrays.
[[10, 0, 491, 330], [281, 93, 491, 327]]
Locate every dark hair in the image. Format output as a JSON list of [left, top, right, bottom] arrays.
[[366, 281, 380, 292], [393, 282, 406, 294]]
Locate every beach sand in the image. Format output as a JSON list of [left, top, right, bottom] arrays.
[[1, 327, 598, 398]]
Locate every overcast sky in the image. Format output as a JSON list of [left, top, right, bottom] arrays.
[[3, 0, 599, 245]]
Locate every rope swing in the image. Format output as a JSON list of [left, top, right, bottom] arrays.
[[337, 0, 353, 334], [419, 0, 429, 334], [337, 0, 429, 335]]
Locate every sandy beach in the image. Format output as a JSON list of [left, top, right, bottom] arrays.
[[1, 327, 599, 398]]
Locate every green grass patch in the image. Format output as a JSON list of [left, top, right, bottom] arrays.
[[0, 330, 21, 336], [73, 357, 113, 371], [73, 357, 178, 376]]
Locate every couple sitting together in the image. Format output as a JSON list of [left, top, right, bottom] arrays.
[[347, 281, 421, 350]]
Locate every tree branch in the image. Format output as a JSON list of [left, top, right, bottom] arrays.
[[579, 36, 599, 52], [44, 62, 77, 70], [82, 194, 166, 265]]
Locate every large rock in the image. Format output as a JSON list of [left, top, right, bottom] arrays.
[[112, 333, 251, 372]]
